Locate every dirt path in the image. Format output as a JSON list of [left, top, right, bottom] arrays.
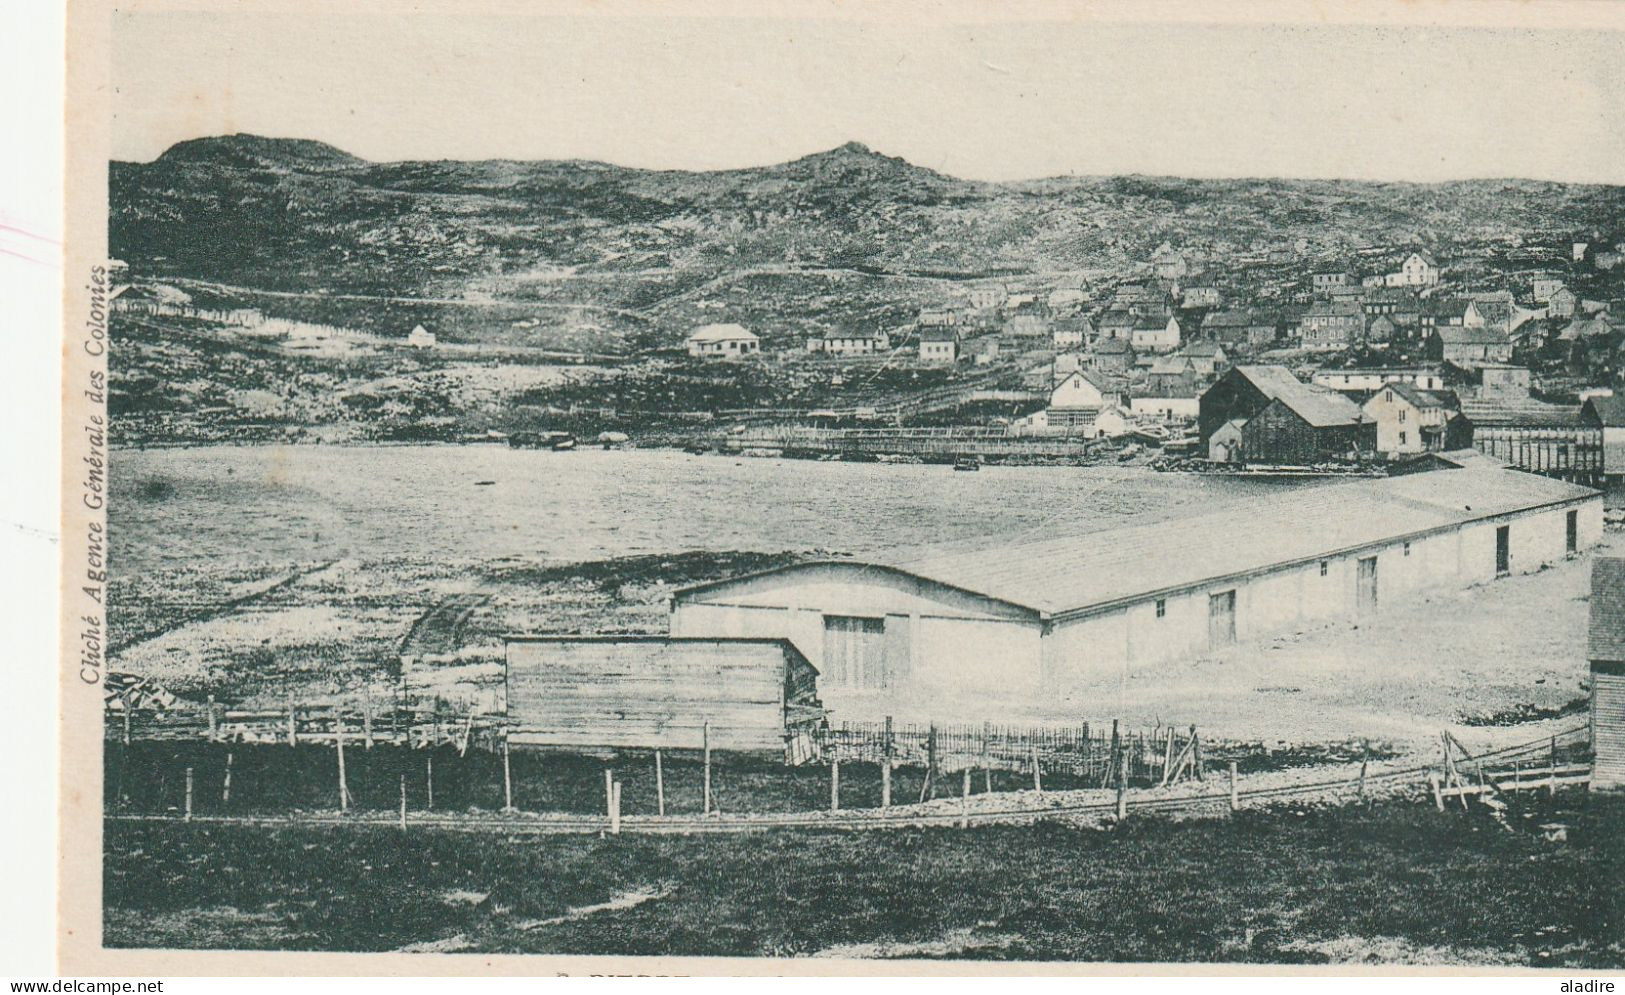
[[109, 559, 337, 656]]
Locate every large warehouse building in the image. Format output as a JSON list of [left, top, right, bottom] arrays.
[[672, 460, 1601, 719]]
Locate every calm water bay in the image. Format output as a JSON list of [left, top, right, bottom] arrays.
[[109, 445, 1316, 577]]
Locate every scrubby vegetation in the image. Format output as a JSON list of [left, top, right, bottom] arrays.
[[104, 792, 1625, 963]]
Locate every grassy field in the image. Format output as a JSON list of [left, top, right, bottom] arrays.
[[103, 791, 1625, 964]]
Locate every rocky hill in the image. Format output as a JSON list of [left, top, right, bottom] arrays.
[[113, 134, 1625, 298]]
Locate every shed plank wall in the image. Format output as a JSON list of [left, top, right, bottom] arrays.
[[506, 640, 799, 752], [1595, 673, 1625, 788]]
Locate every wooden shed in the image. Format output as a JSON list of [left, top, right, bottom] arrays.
[[504, 636, 823, 755], [1587, 558, 1625, 790]]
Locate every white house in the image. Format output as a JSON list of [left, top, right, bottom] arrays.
[[1311, 367, 1446, 393], [1089, 404, 1132, 438], [1129, 394, 1200, 422], [1130, 315, 1182, 353], [1183, 285, 1222, 308], [1051, 316, 1094, 350], [1360, 382, 1463, 455], [1046, 369, 1111, 422], [966, 285, 1006, 310], [1390, 251, 1440, 288], [918, 326, 960, 364], [1532, 277, 1566, 302], [687, 323, 760, 358], [811, 330, 892, 355]]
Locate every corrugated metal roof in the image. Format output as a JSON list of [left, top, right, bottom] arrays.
[[1589, 558, 1625, 663], [1274, 388, 1365, 428], [1434, 325, 1510, 346], [1459, 397, 1581, 427], [1380, 381, 1454, 410], [874, 467, 1597, 618], [1227, 366, 1365, 427]]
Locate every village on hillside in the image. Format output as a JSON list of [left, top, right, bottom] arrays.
[[658, 235, 1625, 475], [109, 227, 1625, 478]]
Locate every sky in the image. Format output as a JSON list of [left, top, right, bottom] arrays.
[[109, 6, 1625, 184]]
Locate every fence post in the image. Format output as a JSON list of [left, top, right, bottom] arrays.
[[502, 737, 514, 812], [207, 694, 218, 742], [1116, 752, 1128, 821], [1031, 745, 1042, 793], [831, 758, 841, 813], [611, 780, 622, 835], [929, 724, 941, 801], [222, 750, 233, 806], [399, 773, 407, 830], [363, 688, 374, 750], [604, 768, 615, 818], [122, 694, 132, 746], [982, 721, 992, 793], [1429, 772, 1445, 811], [1358, 743, 1369, 801], [184, 766, 194, 821], [960, 768, 971, 828], [1549, 735, 1558, 797], [881, 717, 893, 809], [1228, 761, 1239, 812], [1108, 719, 1120, 789], [703, 721, 713, 815], [426, 753, 434, 811], [287, 700, 297, 747], [655, 749, 665, 817], [336, 709, 349, 813]]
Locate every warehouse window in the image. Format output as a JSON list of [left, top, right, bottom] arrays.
[[1404, 542, 1412, 557], [1319, 560, 1329, 576], [1155, 599, 1166, 618]]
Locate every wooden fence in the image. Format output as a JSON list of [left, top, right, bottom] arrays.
[[106, 698, 508, 754], [812, 719, 1203, 788]]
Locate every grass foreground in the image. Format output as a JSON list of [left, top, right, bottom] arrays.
[[104, 791, 1625, 965]]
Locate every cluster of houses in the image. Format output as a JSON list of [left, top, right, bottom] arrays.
[[671, 234, 1625, 478]]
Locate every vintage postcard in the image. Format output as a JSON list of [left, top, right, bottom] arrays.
[[59, 0, 1625, 976]]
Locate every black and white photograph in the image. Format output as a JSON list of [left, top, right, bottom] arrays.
[[46, 0, 1625, 974]]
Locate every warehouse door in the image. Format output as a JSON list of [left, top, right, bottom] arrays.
[[1496, 526, 1511, 576], [1356, 556, 1378, 614], [1568, 511, 1579, 554], [823, 615, 887, 689], [1207, 590, 1236, 648]]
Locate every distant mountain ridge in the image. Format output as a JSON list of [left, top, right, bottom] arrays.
[[155, 133, 365, 171], [111, 133, 1625, 314]]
